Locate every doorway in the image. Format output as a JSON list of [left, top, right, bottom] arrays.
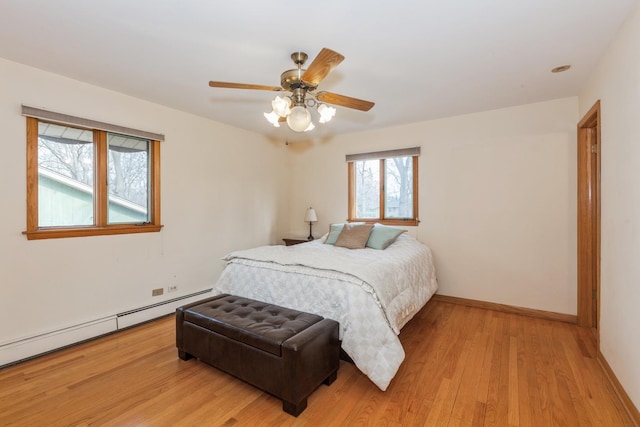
[[577, 100, 601, 341]]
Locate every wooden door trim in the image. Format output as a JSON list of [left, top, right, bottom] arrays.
[[577, 100, 601, 335]]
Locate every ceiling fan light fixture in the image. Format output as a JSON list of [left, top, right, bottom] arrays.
[[317, 103, 336, 123], [264, 110, 281, 127], [287, 105, 312, 132], [304, 122, 315, 132]]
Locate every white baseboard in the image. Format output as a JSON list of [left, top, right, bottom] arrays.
[[0, 316, 117, 366], [0, 289, 212, 367]]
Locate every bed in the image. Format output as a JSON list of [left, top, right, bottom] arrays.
[[212, 229, 438, 391]]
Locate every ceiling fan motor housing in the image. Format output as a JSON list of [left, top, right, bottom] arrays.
[[281, 69, 313, 91], [281, 51, 319, 94]]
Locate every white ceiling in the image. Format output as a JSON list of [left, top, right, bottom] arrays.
[[0, 0, 637, 142]]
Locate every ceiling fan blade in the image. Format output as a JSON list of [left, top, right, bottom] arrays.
[[316, 91, 375, 112], [301, 48, 345, 86], [209, 81, 283, 91]]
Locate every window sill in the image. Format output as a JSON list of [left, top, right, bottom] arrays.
[[348, 218, 419, 227], [23, 224, 163, 240]]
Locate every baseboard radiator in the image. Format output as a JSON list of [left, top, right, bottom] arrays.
[[0, 289, 212, 368]]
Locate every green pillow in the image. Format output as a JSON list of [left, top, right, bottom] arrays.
[[365, 224, 406, 249], [325, 224, 345, 245]]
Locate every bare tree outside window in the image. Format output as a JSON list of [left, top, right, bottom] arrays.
[[38, 124, 94, 186], [355, 160, 380, 218], [108, 133, 150, 223], [385, 156, 413, 218]]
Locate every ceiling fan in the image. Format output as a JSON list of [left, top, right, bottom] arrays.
[[208, 48, 375, 132]]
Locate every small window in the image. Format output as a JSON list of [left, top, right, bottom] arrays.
[[24, 107, 162, 239], [347, 148, 419, 226]]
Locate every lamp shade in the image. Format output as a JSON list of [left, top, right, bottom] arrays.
[[304, 207, 317, 222]]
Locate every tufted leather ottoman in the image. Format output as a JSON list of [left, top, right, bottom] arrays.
[[176, 294, 339, 416]]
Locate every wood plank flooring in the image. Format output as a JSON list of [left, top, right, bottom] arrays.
[[0, 300, 634, 426]]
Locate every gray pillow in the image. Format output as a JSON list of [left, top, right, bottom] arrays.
[[324, 222, 364, 245], [334, 223, 374, 249]]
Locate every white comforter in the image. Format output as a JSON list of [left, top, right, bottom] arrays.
[[213, 234, 438, 390]]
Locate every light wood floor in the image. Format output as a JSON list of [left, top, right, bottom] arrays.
[[0, 300, 634, 426]]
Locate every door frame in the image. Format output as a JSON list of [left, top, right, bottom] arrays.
[[577, 100, 601, 340]]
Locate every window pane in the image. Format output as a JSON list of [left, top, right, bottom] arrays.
[[384, 156, 414, 219], [354, 159, 380, 218], [107, 133, 150, 224], [37, 122, 94, 226]]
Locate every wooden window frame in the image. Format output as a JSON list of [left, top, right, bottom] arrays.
[[24, 117, 162, 240], [347, 155, 419, 226]]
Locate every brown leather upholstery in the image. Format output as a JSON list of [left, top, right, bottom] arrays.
[[176, 294, 339, 416]]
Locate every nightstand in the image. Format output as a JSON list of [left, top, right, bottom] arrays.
[[283, 238, 309, 246]]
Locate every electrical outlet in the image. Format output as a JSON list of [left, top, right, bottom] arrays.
[[168, 285, 178, 293], [152, 288, 164, 296]]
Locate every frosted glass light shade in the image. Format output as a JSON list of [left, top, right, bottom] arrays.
[[263, 111, 280, 127], [318, 104, 336, 123], [272, 96, 291, 117], [287, 106, 311, 132]]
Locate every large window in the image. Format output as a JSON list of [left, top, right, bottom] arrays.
[[347, 147, 419, 226], [24, 106, 162, 239]]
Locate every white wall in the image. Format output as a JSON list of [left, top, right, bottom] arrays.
[[579, 1, 640, 410], [286, 97, 578, 315], [0, 58, 289, 349]]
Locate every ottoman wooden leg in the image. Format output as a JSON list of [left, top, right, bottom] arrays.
[[178, 349, 193, 361], [283, 398, 307, 417], [323, 370, 338, 385]]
